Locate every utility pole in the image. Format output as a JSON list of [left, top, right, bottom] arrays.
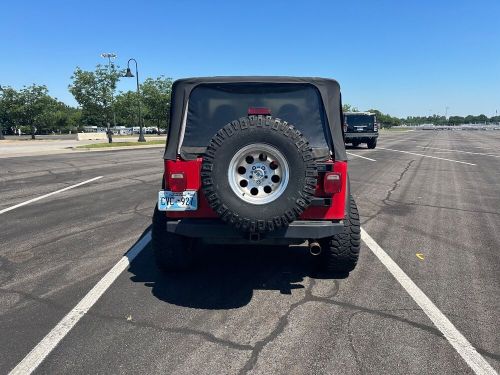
[[100, 53, 117, 131]]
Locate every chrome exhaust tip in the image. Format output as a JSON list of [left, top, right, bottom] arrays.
[[309, 241, 322, 256]]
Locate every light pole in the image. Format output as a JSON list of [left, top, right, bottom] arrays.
[[100, 53, 117, 132], [0, 85, 4, 140], [124, 58, 146, 142]]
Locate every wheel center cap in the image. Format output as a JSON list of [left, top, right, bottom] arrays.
[[251, 165, 265, 182]]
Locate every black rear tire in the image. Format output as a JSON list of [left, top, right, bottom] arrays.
[[152, 206, 193, 271], [319, 195, 361, 274], [352, 141, 360, 148], [367, 138, 377, 149]]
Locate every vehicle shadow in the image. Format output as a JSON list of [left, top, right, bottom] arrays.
[[128, 239, 347, 310]]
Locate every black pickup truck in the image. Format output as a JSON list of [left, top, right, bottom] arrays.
[[344, 112, 378, 149]]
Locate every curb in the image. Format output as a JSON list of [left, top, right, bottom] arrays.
[[71, 144, 164, 152]]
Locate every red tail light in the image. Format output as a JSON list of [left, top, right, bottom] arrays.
[[248, 107, 271, 116], [168, 172, 186, 192], [323, 172, 342, 194]]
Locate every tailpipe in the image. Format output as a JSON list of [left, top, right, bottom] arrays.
[[309, 240, 322, 256]]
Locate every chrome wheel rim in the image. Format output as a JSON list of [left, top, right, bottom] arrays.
[[228, 143, 290, 205]]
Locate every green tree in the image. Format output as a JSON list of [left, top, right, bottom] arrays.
[[366, 109, 401, 128], [490, 115, 500, 123], [40, 102, 82, 134], [68, 64, 121, 128], [0, 85, 21, 137], [16, 84, 55, 139], [140, 76, 172, 131], [342, 103, 358, 112], [477, 114, 488, 123], [1, 85, 81, 136], [65, 106, 83, 132], [448, 116, 465, 125], [114, 90, 139, 127]]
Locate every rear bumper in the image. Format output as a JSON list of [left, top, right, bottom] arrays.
[[166, 219, 344, 240], [345, 132, 378, 140]]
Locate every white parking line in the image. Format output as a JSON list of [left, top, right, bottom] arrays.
[[361, 229, 497, 375], [9, 225, 497, 375], [416, 146, 500, 158], [377, 147, 476, 166], [383, 129, 415, 133], [8, 231, 152, 375], [346, 152, 376, 162], [0, 176, 103, 215], [472, 146, 497, 150]]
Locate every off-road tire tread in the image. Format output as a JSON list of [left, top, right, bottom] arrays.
[[322, 195, 361, 273], [367, 138, 377, 149], [201, 115, 317, 233]]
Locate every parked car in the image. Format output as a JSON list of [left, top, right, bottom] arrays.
[[152, 77, 360, 275]]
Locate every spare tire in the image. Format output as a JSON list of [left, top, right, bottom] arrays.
[[201, 115, 318, 233]]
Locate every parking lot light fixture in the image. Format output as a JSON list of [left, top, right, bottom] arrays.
[[100, 52, 117, 131], [123, 58, 146, 142]]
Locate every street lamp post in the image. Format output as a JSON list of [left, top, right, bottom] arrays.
[[124, 58, 146, 142]]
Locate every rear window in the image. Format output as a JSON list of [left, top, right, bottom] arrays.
[[345, 114, 376, 126], [183, 83, 330, 150]]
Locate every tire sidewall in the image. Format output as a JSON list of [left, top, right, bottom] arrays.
[[201, 116, 317, 232]]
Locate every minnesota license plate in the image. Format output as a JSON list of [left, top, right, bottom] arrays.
[[158, 191, 198, 211]]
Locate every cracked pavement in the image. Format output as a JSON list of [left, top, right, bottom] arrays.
[[1, 132, 499, 374]]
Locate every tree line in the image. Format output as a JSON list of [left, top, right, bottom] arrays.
[[0, 64, 172, 137], [0, 84, 81, 138], [342, 104, 500, 128], [1, 70, 498, 138]]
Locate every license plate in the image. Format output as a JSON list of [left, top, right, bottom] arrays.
[[158, 191, 198, 211], [355, 127, 365, 132]]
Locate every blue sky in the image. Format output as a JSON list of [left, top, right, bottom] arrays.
[[1, 0, 499, 118]]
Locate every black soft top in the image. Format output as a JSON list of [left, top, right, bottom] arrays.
[[164, 76, 347, 161]]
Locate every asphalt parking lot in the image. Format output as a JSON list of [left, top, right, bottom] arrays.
[[1, 130, 499, 374]]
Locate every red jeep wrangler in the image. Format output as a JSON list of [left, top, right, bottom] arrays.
[[152, 77, 360, 275]]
